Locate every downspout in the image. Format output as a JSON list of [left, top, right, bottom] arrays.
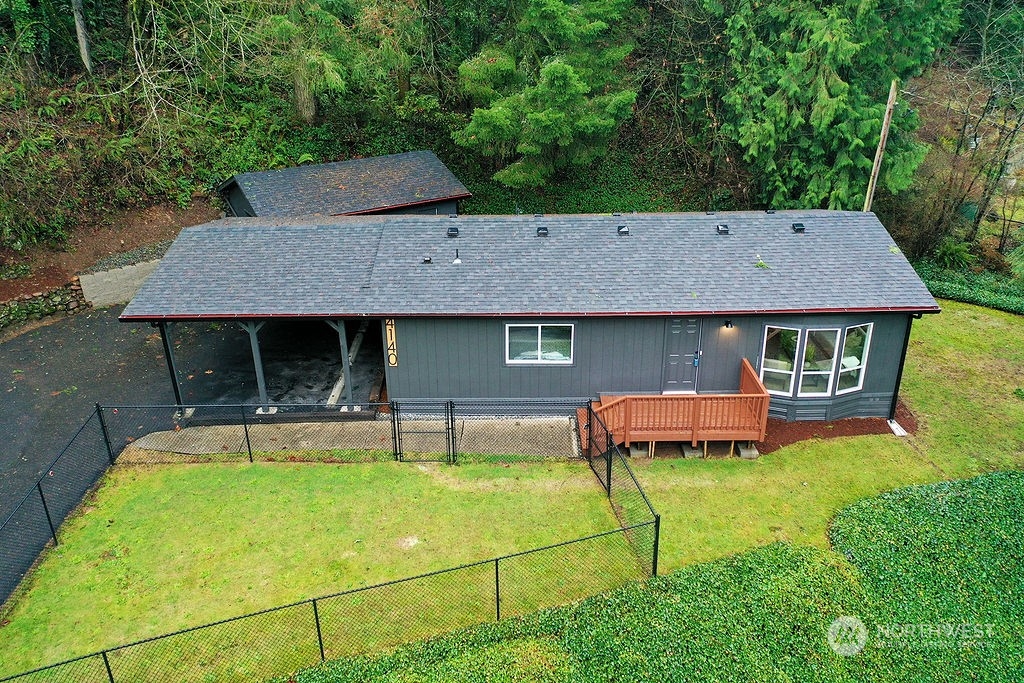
[[888, 314, 918, 421]]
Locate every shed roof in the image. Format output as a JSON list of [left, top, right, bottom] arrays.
[[120, 211, 939, 321], [217, 150, 471, 217]]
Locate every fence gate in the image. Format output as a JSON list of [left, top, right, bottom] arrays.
[[393, 401, 455, 463]]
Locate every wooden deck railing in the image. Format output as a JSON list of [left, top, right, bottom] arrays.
[[593, 359, 769, 448]]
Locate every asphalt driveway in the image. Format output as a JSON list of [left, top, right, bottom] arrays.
[[1, 310, 384, 520], [0, 307, 174, 518]]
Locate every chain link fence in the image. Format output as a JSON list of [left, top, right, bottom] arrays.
[[585, 405, 662, 576], [1, 524, 653, 683], [1, 399, 659, 682], [0, 409, 111, 604]]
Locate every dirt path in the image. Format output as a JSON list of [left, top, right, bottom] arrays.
[[0, 200, 219, 303]]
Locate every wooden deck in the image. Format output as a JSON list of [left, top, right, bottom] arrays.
[[591, 359, 769, 453]]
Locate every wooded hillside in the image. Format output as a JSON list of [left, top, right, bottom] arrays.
[[1, 0, 1021, 271]]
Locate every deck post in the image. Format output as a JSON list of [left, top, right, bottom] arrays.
[[623, 398, 632, 447]]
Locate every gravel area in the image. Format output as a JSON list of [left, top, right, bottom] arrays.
[[81, 240, 174, 274]]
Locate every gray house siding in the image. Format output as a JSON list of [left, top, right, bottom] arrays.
[[384, 317, 666, 401], [696, 312, 911, 420], [369, 199, 458, 216], [383, 311, 912, 421]]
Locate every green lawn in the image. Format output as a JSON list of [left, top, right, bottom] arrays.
[[299, 471, 1024, 682], [635, 299, 1024, 573], [4, 299, 1022, 680], [0, 460, 620, 677]]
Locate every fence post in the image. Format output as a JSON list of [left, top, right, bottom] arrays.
[[605, 443, 613, 496], [589, 401, 598, 458], [240, 405, 253, 463], [652, 514, 661, 577], [447, 400, 457, 464], [312, 599, 326, 662], [390, 401, 401, 461], [37, 482, 58, 546], [494, 557, 501, 621], [101, 651, 115, 683], [95, 403, 116, 466]]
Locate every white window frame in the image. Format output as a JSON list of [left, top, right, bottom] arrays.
[[835, 323, 873, 395], [505, 323, 574, 365], [796, 327, 841, 397], [759, 325, 800, 396]]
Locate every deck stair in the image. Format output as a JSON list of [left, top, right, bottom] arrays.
[[590, 359, 770, 456]]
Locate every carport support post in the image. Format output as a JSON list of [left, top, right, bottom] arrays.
[[325, 320, 353, 409], [157, 322, 184, 408], [239, 321, 269, 409]]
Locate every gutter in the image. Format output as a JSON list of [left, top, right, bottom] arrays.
[[118, 305, 942, 323]]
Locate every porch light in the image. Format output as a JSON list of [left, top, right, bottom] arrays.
[[724, 320, 734, 329]]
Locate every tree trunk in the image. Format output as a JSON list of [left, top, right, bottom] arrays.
[[294, 63, 316, 124], [71, 0, 93, 74]]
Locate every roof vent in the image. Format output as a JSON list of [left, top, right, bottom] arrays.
[[447, 225, 459, 238], [706, 211, 716, 215], [423, 256, 432, 264], [613, 212, 622, 217], [448, 213, 458, 219], [792, 222, 806, 233], [534, 213, 544, 218], [617, 225, 630, 236], [537, 226, 549, 237], [716, 224, 730, 235], [766, 209, 776, 214], [453, 249, 462, 265]]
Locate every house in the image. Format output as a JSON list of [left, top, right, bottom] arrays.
[[217, 150, 471, 218], [119, 210, 939, 424]]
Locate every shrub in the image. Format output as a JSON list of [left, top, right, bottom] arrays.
[[914, 260, 1024, 315]]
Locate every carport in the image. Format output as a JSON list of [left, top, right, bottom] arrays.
[[152, 317, 375, 409], [118, 216, 403, 409]]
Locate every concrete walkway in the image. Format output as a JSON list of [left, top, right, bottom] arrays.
[[119, 417, 580, 462], [79, 260, 160, 307]]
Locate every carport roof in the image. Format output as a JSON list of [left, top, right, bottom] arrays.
[[119, 210, 940, 321], [217, 150, 471, 217]]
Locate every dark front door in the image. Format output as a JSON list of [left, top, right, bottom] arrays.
[[662, 318, 701, 392]]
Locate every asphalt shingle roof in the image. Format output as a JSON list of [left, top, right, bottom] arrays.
[[219, 150, 471, 217], [120, 211, 939, 321]]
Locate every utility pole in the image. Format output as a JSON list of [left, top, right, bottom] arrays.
[[863, 79, 899, 212]]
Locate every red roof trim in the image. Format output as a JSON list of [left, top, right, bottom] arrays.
[[119, 305, 940, 323], [341, 193, 474, 216]]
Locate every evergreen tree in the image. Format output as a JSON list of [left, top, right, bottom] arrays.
[[453, 0, 637, 188]]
